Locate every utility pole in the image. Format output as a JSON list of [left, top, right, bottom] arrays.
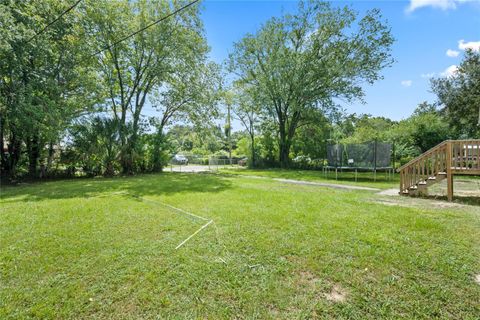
[[227, 101, 232, 164]]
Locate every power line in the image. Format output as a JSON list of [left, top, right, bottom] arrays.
[[90, 0, 200, 58], [28, 0, 83, 43]]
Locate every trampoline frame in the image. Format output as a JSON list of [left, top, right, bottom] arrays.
[[325, 140, 395, 181]]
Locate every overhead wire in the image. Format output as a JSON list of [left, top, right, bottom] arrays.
[[28, 0, 83, 43], [89, 0, 200, 58]]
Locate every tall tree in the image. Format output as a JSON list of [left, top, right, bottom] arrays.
[[341, 114, 395, 144], [0, 0, 98, 179], [84, 0, 207, 173], [148, 61, 221, 170], [229, 0, 394, 167], [232, 86, 261, 167], [431, 49, 480, 138], [387, 102, 450, 154]]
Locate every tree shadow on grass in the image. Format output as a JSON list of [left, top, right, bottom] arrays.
[[0, 172, 232, 203]]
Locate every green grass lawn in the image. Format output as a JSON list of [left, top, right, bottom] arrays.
[[1, 173, 479, 319]]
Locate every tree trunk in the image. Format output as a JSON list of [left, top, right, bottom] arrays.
[[104, 162, 115, 177], [279, 142, 290, 168], [27, 134, 41, 178], [121, 148, 133, 174], [0, 115, 6, 177], [119, 122, 134, 175], [278, 124, 290, 168], [152, 127, 165, 173], [6, 133, 22, 180], [250, 133, 255, 168], [0, 116, 20, 180], [46, 141, 55, 174]]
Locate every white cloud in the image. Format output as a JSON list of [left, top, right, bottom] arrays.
[[441, 65, 458, 77], [458, 39, 480, 52], [406, 0, 472, 13], [401, 80, 413, 87], [446, 49, 460, 57], [421, 72, 436, 78]]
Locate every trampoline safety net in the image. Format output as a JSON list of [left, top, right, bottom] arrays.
[[327, 141, 392, 169]]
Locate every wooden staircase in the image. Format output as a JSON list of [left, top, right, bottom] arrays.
[[398, 140, 480, 201]]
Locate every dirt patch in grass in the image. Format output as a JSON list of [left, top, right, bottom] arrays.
[[230, 174, 381, 191], [372, 196, 476, 211], [274, 178, 380, 191], [325, 284, 348, 303], [294, 270, 349, 304], [475, 274, 480, 285], [378, 188, 399, 196], [297, 270, 320, 288]]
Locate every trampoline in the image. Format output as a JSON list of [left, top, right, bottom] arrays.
[[324, 141, 394, 181]]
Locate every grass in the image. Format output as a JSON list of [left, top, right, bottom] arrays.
[[1, 173, 479, 319]]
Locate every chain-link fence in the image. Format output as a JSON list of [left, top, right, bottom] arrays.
[[166, 156, 246, 172], [207, 157, 244, 171]]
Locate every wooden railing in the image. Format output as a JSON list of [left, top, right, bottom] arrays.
[[398, 140, 480, 200], [450, 140, 480, 172]]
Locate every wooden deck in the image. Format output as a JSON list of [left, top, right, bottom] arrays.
[[398, 140, 480, 201]]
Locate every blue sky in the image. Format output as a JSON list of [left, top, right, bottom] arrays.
[[200, 0, 480, 121]]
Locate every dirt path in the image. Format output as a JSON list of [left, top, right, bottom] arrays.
[[377, 188, 400, 196], [372, 195, 478, 211], [272, 178, 380, 191], [233, 174, 380, 191]]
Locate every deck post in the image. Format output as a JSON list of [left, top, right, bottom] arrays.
[[446, 141, 453, 201], [399, 169, 403, 194]]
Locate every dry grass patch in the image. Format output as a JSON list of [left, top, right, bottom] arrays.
[[324, 284, 348, 303]]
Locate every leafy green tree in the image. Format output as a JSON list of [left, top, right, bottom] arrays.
[[409, 102, 451, 152], [229, 0, 394, 167], [84, 0, 207, 173], [387, 102, 451, 164], [148, 62, 221, 171], [0, 0, 99, 179], [341, 114, 395, 144], [291, 110, 331, 160], [432, 50, 480, 138], [258, 121, 278, 167], [232, 86, 262, 166]]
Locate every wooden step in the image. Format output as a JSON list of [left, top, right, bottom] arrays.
[[417, 181, 428, 190]]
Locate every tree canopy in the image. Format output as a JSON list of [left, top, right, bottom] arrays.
[[1, 0, 474, 180], [229, 0, 394, 167], [432, 49, 480, 138]]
